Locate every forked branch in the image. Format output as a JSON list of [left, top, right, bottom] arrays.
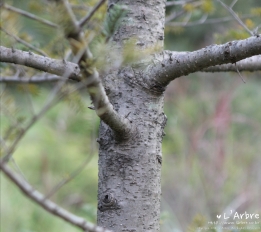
[[60, 0, 132, 138], [149, 35, 261, 87]]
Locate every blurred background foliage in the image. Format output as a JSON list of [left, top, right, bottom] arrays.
[[1, 0, 261, 232]]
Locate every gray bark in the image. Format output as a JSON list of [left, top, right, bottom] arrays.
[[0, 46, 81, 80], [97, 0, 166, 231]]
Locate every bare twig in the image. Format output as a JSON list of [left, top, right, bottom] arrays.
[[78, 0, 107, 28], [3, 4, 58, 28], [10, 158, 29, 182], [1, 57, 78, 162], [0, 46, 81, 81], [1, 27, 47, 56], [235, 63, 246, 83], [61, 0, 132, 138], [202, 55, 261, 72], [216, 0, 252, 35], [166, 0, 197, 7], [0, 75, 62, 83], [166, 14, 253, 27], [165, 1, 202, 23], [0, 162, 113, 232], [229, 0, 238, 8], [165, 10, 186, 23], [45, 154, 94, 199]]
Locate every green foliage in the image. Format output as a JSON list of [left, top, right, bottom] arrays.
[[102, 4, 127, 41]]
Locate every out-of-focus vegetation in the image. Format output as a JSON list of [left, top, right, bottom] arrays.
[[1, 0, 261, 232]]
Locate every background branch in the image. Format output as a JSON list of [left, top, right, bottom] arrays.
[[0, 75, 62, 83], [1, 27, 48, 56], [78, 0, 107, 28], [202, 55, 261, 72], [2, 3, 58, 28], [0, 162, 113, 232], [216, 0, 253, 35], [166, 15, 252, 27]]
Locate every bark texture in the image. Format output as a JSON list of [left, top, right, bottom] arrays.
[[97, 0, 166, 231]]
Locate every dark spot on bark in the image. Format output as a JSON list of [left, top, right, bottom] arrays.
[[158, 35, 163, 40], [136, 42, 145, 46], [169, 54, 173, 61], [156, 155, 162, 165], [224, 44, 236, 63]]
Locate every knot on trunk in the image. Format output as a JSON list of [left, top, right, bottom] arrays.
[[98, 193, 121, 212]]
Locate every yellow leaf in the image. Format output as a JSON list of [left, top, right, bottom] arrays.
[[201, 0, 214, 14], [245, 19, 255, 29], [183, 4, 194, 12]]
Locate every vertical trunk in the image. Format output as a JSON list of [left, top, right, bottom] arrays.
[[97, 0, 166, 231]]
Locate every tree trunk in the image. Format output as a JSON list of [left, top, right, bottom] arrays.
[[97, 0, 166, 231]]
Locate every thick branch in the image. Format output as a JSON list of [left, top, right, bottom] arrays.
[[149, 35, 261, 87], [60, 0, 132, 138], [0, 162, 113, 232], [83, 70, 132, 138], [202, 55, 261, 72], [0, 46, 81, 81]]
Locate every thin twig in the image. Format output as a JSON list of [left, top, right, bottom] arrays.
[[78, 0, 107, 28], [235, 63, 246, 83], [166, 0, 197, 7], [21, 85, 36, 115], [229, 0, 238, 8], [3, 4, 58, 28], [1, 27, 48, 56], [63, 0, 79, 25], [0, 48, 93, 163], [0, 103, 21, 127], [45, 154, 94, 199], [166, 14, 253, 27], [0, 162, 113, 232], [216, 0, 253, 36], [10, 157, 29, 182], [1, 68, 73, 163], [165, 1, 202, 23], [165, 10, 186, 23]]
